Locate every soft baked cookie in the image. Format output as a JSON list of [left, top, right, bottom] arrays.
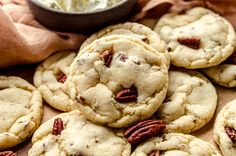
[[66, 35, 168, 128], [155, 7, 236, 69], [28, 110, 131, 156], [155, 69, 217, 133], [0, 76, 43, 150], [34, 52, 78, 111], [131, 133, 221, 156], [203, 52, 236, 87], [214, 99, 236, 156], [80, 22, 169, 67]]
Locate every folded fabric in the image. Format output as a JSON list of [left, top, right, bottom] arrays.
[[0, 0, 86, 68]]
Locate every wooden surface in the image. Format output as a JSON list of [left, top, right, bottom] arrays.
[[1, 64, 236, 155]]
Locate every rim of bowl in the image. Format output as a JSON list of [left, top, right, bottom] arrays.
[[29, 0, 132, 15]]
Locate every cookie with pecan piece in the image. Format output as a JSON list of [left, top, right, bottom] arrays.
[[34, 51, 79, 111], [0, 76, 43, 150], [214, 99, 236, 156], [155, 7, 236, 69], [28, 110, 131, 156], [131, 133, 221, 156], [65, 35, 168, 128]]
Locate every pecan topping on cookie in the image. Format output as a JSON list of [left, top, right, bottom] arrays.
[[225, 126, 236, 143], [0, 151, 17, 156], [101, 50, 113, 67], [177, 37, 201, 49], [124, 120, 166, 145], [53, 118, 64, 136], [148, 151, 160, 156], [56, 71, 67, 83], [115, 86, 137, 103]]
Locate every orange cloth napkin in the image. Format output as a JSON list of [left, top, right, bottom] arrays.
[[0, 0, 86, 68]]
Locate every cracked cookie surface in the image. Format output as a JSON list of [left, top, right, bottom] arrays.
[[156, 69, 217, 133], [34, 52, 78, 111], [28, 110, 131, 156], [80, 22, 169, 67], [0, 76, 43, 150], [131, 133, 221, 156], [66, 35, 168, 128], [155, 7, 236, 69], [214, 100, 236, 156]]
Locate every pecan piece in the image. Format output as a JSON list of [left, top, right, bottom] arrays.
[[117, 53, 128, 62], [0, 151, 17, 156], [177, 37, 201, 49], [101, 50, 113, 67], [124, 120, 166, 145], [115, 86, 137, 103], [225, 126, 236, 143], [56, 71, 67, 83], [52, 118, 64, 136], [148, 151, 160, 156]]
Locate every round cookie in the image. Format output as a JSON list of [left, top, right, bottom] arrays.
[[0, 76, 43, 150], [80, 22, 169, 67], [214, 99, 236, 156], [34, 52, 78, 111], [28, 110, 131, 156], [66, 35, 168, 128], [156, 69, 217, 133], [131, 133, 221, 156], [155, 7, 236, 69]]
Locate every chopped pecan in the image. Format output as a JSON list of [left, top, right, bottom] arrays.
[[124, 120, 166, 145], [118, 53, 128, 62], [177, 37, 201, 49], [101, 50, 113, 67], [148, 151, 160, 156], [225, 126, 236, 143], [115, 86, 137, 103], [0, 151, 17, 156], [52, 118, 64, 136], [56, 71, 67, 83]]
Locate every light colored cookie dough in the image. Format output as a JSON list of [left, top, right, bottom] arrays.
[[0, 76, 43, 150], [80, 22, 169, 67], [214, 99, 236, 156], [155, 7, 236, 69], [131, 133, 221, 156], [34, 52, 78, 111], [28, 110, 131, 156], [156, 69, 217, 133], [66, 35, 168, 128], [203, 64, 236, 87]]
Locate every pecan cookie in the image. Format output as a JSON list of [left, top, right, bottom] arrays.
[[214, 100, 236, 156], [155, 7, 236, 69], [28, 110, 131, 156], [0, 76, 43, 150], [155, 69, 217, 133], [34, 52, 78, 111], [65, 35, 168, 128], [80, 22, 169, 67], [203, 52, 236, 87], [131, 133, 221, 156]]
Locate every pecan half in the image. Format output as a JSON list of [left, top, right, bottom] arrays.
[[177, 37, 201, 49], [115, 86, 137, 103], [124, 120, 166, 145], [225, 126, 236, 143], [0, 151, 17, 156], [56, 71, 67, 83], [52, 118, 64, 136], [148, 151, 160, 156], [101, 50, 113, 67]]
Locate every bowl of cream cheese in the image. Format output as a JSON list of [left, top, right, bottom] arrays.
[[27, 0, 137, 33]]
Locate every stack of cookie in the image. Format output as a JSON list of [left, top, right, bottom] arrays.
[[1, 7, 236, 156]]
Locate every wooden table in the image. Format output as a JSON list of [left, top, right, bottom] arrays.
[[1, 64, 236, 155]]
